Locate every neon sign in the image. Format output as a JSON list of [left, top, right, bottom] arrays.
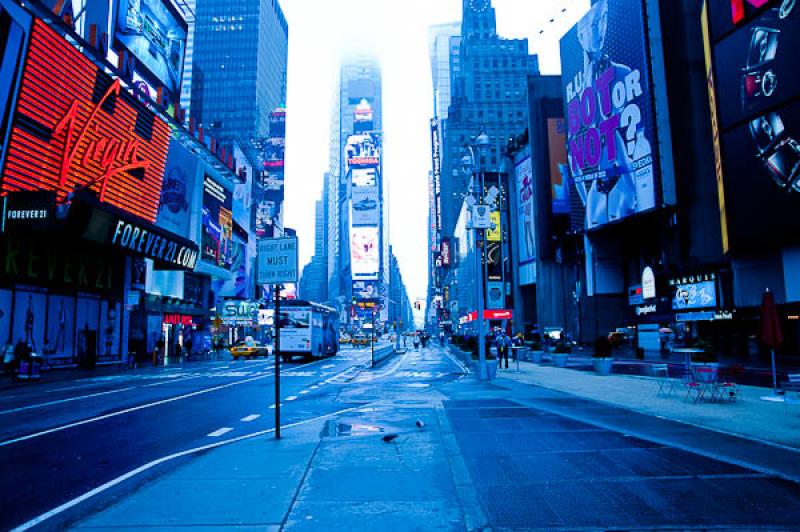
[[730, 0, 769, 24], [1, 20, 170, 223]]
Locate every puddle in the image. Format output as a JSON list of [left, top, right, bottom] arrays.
[[323, 419, 385, 437]]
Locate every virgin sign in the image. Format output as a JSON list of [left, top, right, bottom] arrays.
[[1, 20, 170, 223]]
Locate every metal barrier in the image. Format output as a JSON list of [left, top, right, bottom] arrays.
[[371, 344, 396, 366]]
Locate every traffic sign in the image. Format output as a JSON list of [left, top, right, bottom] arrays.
[[257, 236, 298, 284]]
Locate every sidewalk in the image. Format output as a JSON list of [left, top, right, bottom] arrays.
[[496, 360, 800, 449], [74, 399, 467, 531]]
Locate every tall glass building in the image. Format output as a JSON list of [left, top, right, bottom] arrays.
[[190, 0, 288, 143]]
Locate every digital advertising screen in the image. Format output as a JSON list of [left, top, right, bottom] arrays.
[[352, 280, 379, 300], [547, 118, 570, 215], [201, 175, 233, 268], [672, 280, 718, 310], [351, 187, 379, 226], [560, 0, 659, 231], [1, 19, 171, 223], [115, 0, 187, 97], [345, 134, 380, 169], [352, 167, 377, 187], [350, 226, 379, 280], [704, 0, 800, 249]]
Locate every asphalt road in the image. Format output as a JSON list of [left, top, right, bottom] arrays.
[[0, 343, 465, 530]]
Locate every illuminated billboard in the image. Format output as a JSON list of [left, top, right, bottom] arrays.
[[157, 140, 197, 238], [350, 226, 379, 280], [1, 19, 171, 223], [345, 134, 380, 169], [201, 175, 233, 268], [672, 280, 718, 311], [351, 187, 379, 226], [703, 0, 800, 249], [352, 280, 379, 300], [352, 167, 377, 187], [115, 0, 187, 97], [560, 0, 659, 230], [547, 118, 570, 215]]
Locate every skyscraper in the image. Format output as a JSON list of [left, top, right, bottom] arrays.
[[325, 55, 383, 320], [299, 195, 328, 303], [191, 0, 288, 143], [439, 0, 538, 244]]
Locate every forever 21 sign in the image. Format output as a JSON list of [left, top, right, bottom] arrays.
[[111, 220, 198, 270]]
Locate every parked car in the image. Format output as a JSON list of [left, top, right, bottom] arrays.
[[231, 337, 270, 359]]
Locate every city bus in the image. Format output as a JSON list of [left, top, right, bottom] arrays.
[[277, 300, 339, 362]]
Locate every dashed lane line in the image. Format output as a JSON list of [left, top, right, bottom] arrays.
[[285, 395, 298, 401], [207, 427, 233, 437], [240, 414, 260, 422]]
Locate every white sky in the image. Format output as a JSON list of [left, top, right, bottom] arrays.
[[281, 0, 590, 308]]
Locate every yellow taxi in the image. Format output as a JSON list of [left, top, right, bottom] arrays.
[[351, 333, 369, 346], [231, 337, 270, 359]]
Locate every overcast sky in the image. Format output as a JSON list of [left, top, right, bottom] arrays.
[[281, 0, 590, 310]]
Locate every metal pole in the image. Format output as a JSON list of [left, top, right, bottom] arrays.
[[371, 310, 375, 366], [274, 284, 281, 439]]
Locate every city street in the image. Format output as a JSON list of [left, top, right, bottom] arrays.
[[0, 343, 465, 530], [5, 346, 800, 530]]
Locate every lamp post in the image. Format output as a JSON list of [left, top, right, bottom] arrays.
[[462, 131, 491, 379]]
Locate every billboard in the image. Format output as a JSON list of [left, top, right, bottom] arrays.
[[440, 238, 452, 267], [672, 280, 718, 311], [351, 187, 379, 225], [547, 118, 570, 215], [350, 226, 379, 280], [352, 167, 378, 187], [703, 1, 800, 249], [352, 280, 379, 300], [430, 118, 442, 234], [515, 156, 536, 266], [115, 0, 187, 97], [1, 20, 171, 224], [346, 134, 380, 169], [201, 175, 233, 268], [157, 140, 196, 238], [560, 0, 659, 231]]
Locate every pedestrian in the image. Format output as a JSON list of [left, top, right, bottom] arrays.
[[439, 331, 445, 347], [497, 331, 511, 369], [413, 334, 420, 350]]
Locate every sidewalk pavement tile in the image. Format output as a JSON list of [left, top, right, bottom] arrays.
[[500, 361, 800, 448]]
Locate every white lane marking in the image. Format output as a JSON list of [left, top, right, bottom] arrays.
[[310, 385, 318, 390], [240, 414, 260, 422], [299, 390, 309, 395], [285, 395, 298, 401], [0, 358, 335, 448], [207, 427, 233, 437], [268, 403, 283, 409], [11, 405, 362, 532], [0, 387, 137, 415], [322, 364, 335, 369]]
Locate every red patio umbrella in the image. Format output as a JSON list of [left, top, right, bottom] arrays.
[[758, 289, 783, 392]]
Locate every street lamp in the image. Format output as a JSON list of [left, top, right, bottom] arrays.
[[462, 130, 491, 380]]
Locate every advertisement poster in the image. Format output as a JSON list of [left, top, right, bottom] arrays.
[[547, 118, 570, 215], [672, 281, 718, 310], [515, 156, 536, 266], [158, 140, 196, 238], [705, 1, 800, 248], [351, 187, 379, 226], [346, 134, 380, 171], [352, 280, 379, 300], [45, 295, 75, 358], [201, 175, 233, 268], [560, 0, 659, 231], [11, 291, 47, 353], [352, 167, 378, 187], [115, 0, 187, 96], [486, 211, 501, 241], [350, 226, 379, 280], [487, 281, 504, 310], [0, 290, 11, 348]]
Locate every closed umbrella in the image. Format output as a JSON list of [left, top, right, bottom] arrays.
[[758, 289, 783, 393]]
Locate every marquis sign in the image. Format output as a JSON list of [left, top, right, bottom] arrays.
[[0, 20, 171, 224]]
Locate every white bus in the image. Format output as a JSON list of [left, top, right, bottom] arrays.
[[277, 300, 339, 362]]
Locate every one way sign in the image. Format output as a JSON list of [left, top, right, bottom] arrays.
[[257, 236, 299, 284]]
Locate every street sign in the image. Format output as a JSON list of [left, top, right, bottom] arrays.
[[257, 236, 299, 284]]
